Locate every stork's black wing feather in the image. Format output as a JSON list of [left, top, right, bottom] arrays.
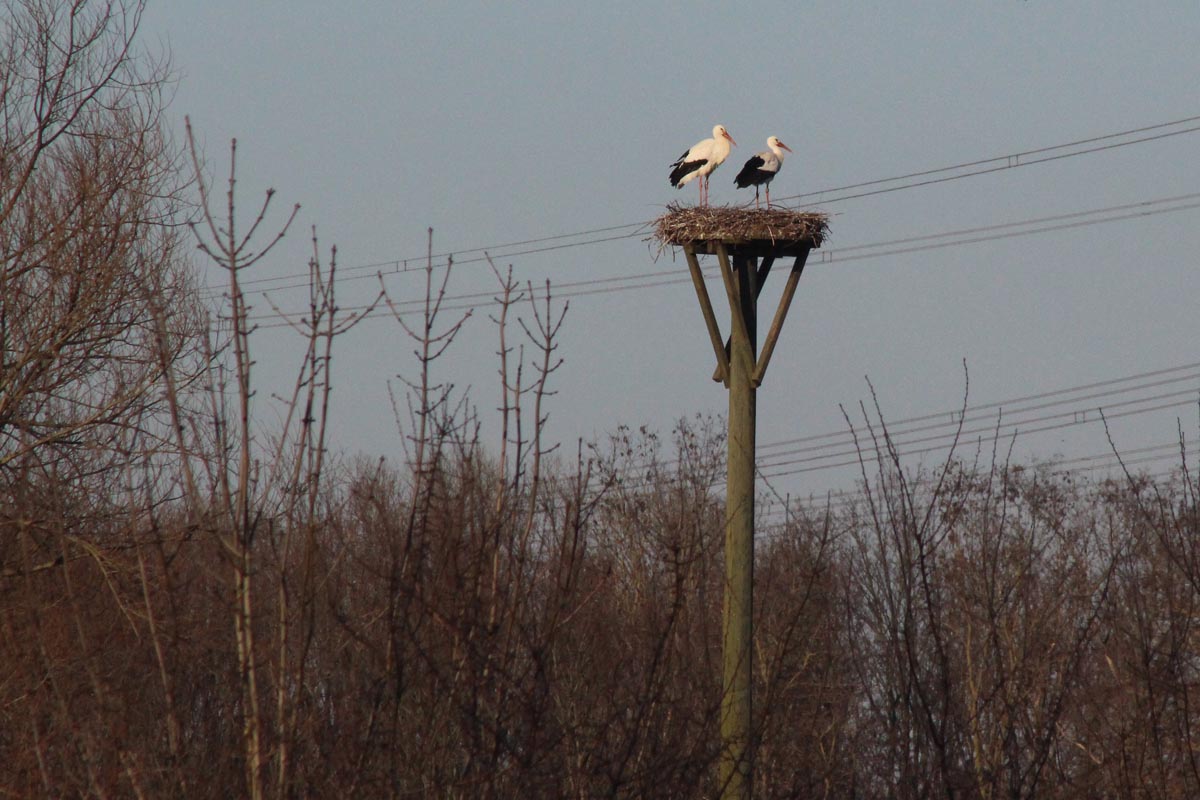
[[669, 159, 708, 187], [734, 155, 767, 187]]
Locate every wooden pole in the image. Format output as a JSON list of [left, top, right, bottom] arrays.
[[718, 245, 756, 800], [681, 236, 817, 798]]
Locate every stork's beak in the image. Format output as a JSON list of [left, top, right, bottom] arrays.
[[724, 131, 737, 146], [779, 141, 793, 153]]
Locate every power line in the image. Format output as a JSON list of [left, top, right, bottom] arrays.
[[205, 230, 650, 300], [638, 388, 1197, 494], [781, 121, 1200, 208], [759, 360, 1200, 453], [610, 411, 1196, 530], [246, 190, 1200, 328], [204, 113, 1200, 299], [616, 360, 1200, 478], [201, 116, 1200, 500], [759, 367, 1200, 460], [786, 113, 1200, 204], [751, 417, 1196, 526], [806, 195, 1200, 267], [757, 441, 1195, 528], [597, 360, 1200, 497], [758, 388, 1200, 479], [821, 191, 1200, 256]]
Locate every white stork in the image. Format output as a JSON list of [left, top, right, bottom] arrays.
[[734, 136, 793, 209], [669, 124, 736, 206]]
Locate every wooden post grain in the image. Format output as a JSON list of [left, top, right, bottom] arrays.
[[719, 250, 757, 800]]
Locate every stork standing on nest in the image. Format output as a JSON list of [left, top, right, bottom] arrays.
[[734, 136, 793, 209], [669, 124, 736, 206]]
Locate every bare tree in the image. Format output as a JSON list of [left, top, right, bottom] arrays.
[[181, 119, 302, 800], [0, 5, 205, 795], [0, 0, 196, 479]]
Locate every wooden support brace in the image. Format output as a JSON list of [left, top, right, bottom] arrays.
[[756, 254, 776, 288], [715, 243, 758, 354], [684, 246, 730, 385], [711, 256, 775, 382], [752, 246, 812, 387], [715, 243, 741, 333]]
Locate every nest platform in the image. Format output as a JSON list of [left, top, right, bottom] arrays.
[[654, 203, 829, 257]]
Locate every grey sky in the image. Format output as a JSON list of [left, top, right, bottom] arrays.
[[146, 1, 1200, 505]]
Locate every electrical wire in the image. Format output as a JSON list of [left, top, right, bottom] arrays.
[[758, 361, 1200, 455], [759, 369, 1200, 462], [757, 442, 1195, 528], [758, 391, 1198, 480], [782, 122, 1200, 208], [784, 114, 1200, 205], [587, 354, 1200, 501], [245, 190, 1200, 328], [187, 115, 1200, 506], [203, 113, 1200, 299]]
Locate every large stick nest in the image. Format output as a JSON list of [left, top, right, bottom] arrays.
[[653, 203, 829, 250]]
